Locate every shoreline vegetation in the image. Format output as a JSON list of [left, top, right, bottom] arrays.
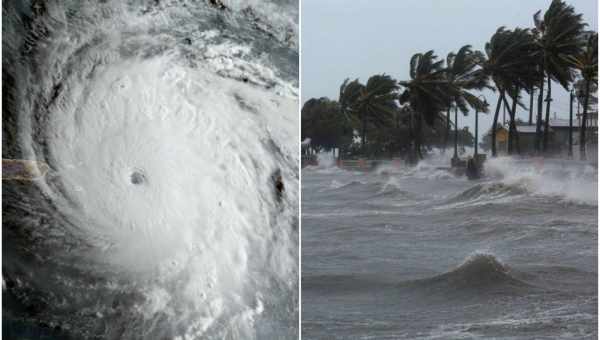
[[301, 0, 597, 169]]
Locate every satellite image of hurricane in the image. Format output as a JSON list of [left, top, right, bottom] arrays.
[[2, 0, 299, 339]]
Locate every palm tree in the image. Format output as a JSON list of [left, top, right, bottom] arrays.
[[566, 32, 598, 160], [528, 87, 535, 125], [399, 51, 452, 160], [533, 0, 586, 152], [445, 45, 491, 160], [338, 76, 399, 154], [339, 78, 363, 120], [480, 27, 538, 157], [501, 87, 528, 154], [502, 30, 538, 155]]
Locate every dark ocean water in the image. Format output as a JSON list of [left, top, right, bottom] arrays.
[[302, 154, 597, 339]]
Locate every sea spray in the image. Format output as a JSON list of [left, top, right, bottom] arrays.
[[484, 157, 597, 205]]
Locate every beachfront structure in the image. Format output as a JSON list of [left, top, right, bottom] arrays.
[[493, 112, 598, 156]]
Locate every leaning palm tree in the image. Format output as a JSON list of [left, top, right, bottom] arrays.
[[533, 0, 586, 152], [480, 27, 538, 157], [502, 29, 538, 155], [399, 51, 452, 160], [445, 45, 491, 159], [338, 78, 365, 146], [566, 32, 598, 160], [354, 75, 399, 153], [339, 78, 363, 118]]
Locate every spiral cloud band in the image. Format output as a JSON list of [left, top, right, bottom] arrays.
[[3, 0, 298, 339]]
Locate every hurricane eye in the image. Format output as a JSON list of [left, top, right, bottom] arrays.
[[130, 171, 145, 185]]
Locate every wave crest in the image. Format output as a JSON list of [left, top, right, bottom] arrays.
[[408, 254, 530, 291]]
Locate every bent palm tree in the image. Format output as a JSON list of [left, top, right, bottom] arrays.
[[339, 78, 363, 119], [354, 74, 399, 153], [480, 27, 538, 157], [533, 0, 586, 152], [338, 78, 365, 146], [445, 45, 491, 158], [399, 51, 452, 160], [566, 32, 598, 160]]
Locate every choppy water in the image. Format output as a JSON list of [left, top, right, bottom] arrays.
[[302, 153, 598, 339], [3, 1, 298, 339]]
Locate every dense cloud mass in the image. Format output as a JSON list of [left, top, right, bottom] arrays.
[[2, 1, 298, 339]]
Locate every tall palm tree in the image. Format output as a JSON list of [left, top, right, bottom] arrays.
[[502, 30, 538, 155], [338, 78, 365, 146], [566, 32, 598, 160], [501, 87, 528, 154], [356, 75, 399, 154], [480, 27, 538, 157], [445, 45, 491, 159], [339, 78, 363, 118], [533, 0, 586, 152], [399, 51, 452, 160], [339, 75, 399, 153]]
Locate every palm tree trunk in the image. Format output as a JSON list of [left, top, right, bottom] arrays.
[[507, 101, 513, 155], [580, 78, 591, 160], [502, 90, 521, 155], [506, 95, 514, 155], [416, 114, 424, 160], [568, 90, 573, 158], [361, 114, 367, 154], [543, 76, 552, 152], [511, 90, 520, 155], [444, 107, 451, 152], [491, 93, 503, 157], [453, 106, 458, 159], [408, 109, 417, 163], [535, 73, 545, 153], [529, 87, 534, 125], [474, 109, 479, 156]]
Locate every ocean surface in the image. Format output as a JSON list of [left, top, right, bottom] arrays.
[[3, 1, 298, 339], [302, 153, 598, 339]]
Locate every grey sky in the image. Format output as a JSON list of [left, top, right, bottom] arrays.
[[301, 0, 598, 135]]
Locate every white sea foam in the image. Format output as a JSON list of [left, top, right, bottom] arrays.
[[484, 157, 597, 205]]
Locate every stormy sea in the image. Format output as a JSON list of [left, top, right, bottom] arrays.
[[302, 153, 597, 339], [3, 1, 298, 339]]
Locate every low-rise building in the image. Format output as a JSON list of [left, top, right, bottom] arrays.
[[493, 112, 597, 156]]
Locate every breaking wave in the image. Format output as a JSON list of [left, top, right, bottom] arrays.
[[405, 254, 531, 291], [450, 182, 528, 203], [484, 157, 597, 205]]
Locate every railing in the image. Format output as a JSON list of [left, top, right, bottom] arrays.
[[336, 159, 404, 171]]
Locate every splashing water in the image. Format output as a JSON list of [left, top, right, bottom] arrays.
[[302, 150, 597, 339], [484, 157, 597, 205]]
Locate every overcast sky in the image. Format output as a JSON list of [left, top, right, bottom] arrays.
[[301, 0, 598, 134]]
